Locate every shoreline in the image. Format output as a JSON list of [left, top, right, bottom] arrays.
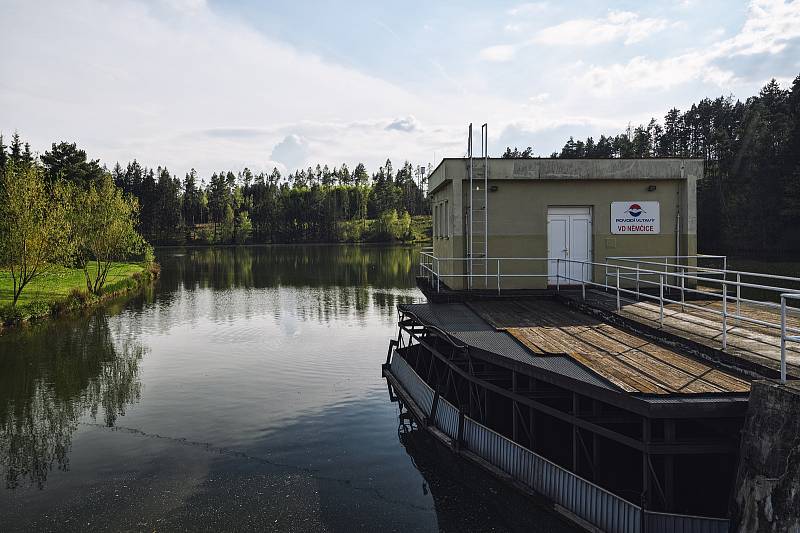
[[153, 240, 431, 249], [0, 262, 160, 331]]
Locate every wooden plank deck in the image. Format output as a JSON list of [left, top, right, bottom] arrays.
[[574, 290, 800, 378], [468, 300, 751, 396]]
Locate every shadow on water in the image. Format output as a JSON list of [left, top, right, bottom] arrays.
[[0, 313, 146, 489], [397, 420, 578, 533]]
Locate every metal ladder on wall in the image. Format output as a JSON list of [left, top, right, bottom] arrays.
[[467, 124, 489, 289]]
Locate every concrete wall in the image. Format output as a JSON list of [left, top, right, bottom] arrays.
[[427, 158, 700, 290], [730, 380, 800, 533]]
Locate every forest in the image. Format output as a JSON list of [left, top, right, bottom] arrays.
[[0, 135, 429, 246], [531, 75, 800, 257]]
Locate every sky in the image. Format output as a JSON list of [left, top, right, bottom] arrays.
[[1, 0, 800, 178]]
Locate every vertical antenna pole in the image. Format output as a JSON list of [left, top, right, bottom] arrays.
[[468, 123, 473, 290], [483, 124, 488, 275]]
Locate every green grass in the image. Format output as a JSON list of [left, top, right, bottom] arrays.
[[0, 263, 144, 307], [0, 262, 151, 324]]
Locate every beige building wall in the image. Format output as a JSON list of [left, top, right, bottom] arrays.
[[427, 158, 701, 291]]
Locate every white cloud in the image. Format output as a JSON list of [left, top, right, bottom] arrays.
[[385, 116, 421, 132], [478, 44, 518, 62], [270, 134, 311, 170], [576, 54, 735, 94], [2, 0, 799, 172], [535, 11, 670, 46], [718, 0, 800, 56], [506, 2, 548, 16], [570, 0, 800, 95], [0, 0, 453, 174], [480, 9, 669, 62]]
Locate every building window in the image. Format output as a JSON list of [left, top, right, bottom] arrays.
[[443, 200, 450, 238]]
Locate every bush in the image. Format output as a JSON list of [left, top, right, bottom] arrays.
[[374, 209, 412, 241], [197, 225, 214, 244], [0, 300, 52, 323]]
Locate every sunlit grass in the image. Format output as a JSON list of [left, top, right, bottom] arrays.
[[0, 262, 144, 307]]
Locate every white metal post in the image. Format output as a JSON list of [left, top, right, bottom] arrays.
[[680, 266, 685, 311], [497, 259, 501, 296], [616, 267, 621, 311], [582, 262, 586, 300], [556, 259, 560, 292], [722, 280, 728, 350], [467, 123, 473, 290], [436, 258, 440, 293], [636, 263, 640, 299], [780, 296, 787, 384], [659, 274, 664, 327], [736, 273, 741, 316]]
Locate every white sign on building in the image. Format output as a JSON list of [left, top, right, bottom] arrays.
[[611, 201, 660, 234]]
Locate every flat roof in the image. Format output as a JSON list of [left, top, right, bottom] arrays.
[[398, 300, 749, 414], [427, 157, 703, 194]]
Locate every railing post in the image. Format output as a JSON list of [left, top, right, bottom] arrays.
[[436, 258, 440, 293], [582, 262, 586, 301], [736, 273, 741, 316], [636, 262, 640, 299], [556, 259, 560, 292], [722, 279, 728, 351], [497, 259, 501, 296], [616, 266, 621, 311], [659, 274, 664, 328], [780, 296, 787, 384], [680, 266, 685, 311]]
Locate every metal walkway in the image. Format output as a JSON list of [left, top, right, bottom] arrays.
[[574, 289, 800, 379]]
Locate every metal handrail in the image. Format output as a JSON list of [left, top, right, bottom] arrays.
[[781, 294, 800, 383], [609, 257, 800, 285], [419, 253, 800, 359]]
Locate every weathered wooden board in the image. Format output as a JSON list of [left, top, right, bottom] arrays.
[[469, 299, 751, 395]]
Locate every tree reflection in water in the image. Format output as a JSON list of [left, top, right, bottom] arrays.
[[0, 313, 145, 489]]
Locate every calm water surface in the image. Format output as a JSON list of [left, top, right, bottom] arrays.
[[0, 245, 573, 532]]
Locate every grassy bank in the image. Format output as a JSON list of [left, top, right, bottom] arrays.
[[0, 262, 159, 325]]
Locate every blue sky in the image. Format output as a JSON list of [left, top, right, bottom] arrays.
[[1, 0, 799, 176]]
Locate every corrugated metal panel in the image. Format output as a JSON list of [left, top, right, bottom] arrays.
[[433, 397, 459, 439], [388, 352, 731, 533], [462, 416, 642, 533], [391, 356, 434, 416]]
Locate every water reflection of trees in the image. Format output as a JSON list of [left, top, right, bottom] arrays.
[[159, 245, 417, 292], [0, 313, 145, 489], [140, 245, 420, 326]]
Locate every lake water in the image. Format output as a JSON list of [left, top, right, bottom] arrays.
[[0, 245, 574, 532]]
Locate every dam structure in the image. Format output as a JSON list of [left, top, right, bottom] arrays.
[[383, 149, 800, 533]]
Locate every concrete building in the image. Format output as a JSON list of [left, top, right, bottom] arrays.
[[427, 157, 702, 290]]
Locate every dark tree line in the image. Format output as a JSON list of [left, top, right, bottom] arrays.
[[0, 133, 429, 245], [510, 75, 800, 256], [109, 158, 427, 244]]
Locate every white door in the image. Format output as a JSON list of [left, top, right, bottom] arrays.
[[547, 207, 592, 285]]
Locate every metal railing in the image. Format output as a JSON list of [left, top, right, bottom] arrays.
[[388, 353, 729, 533], [781, 294, 800, 383], [418, 251, 800, 375]]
